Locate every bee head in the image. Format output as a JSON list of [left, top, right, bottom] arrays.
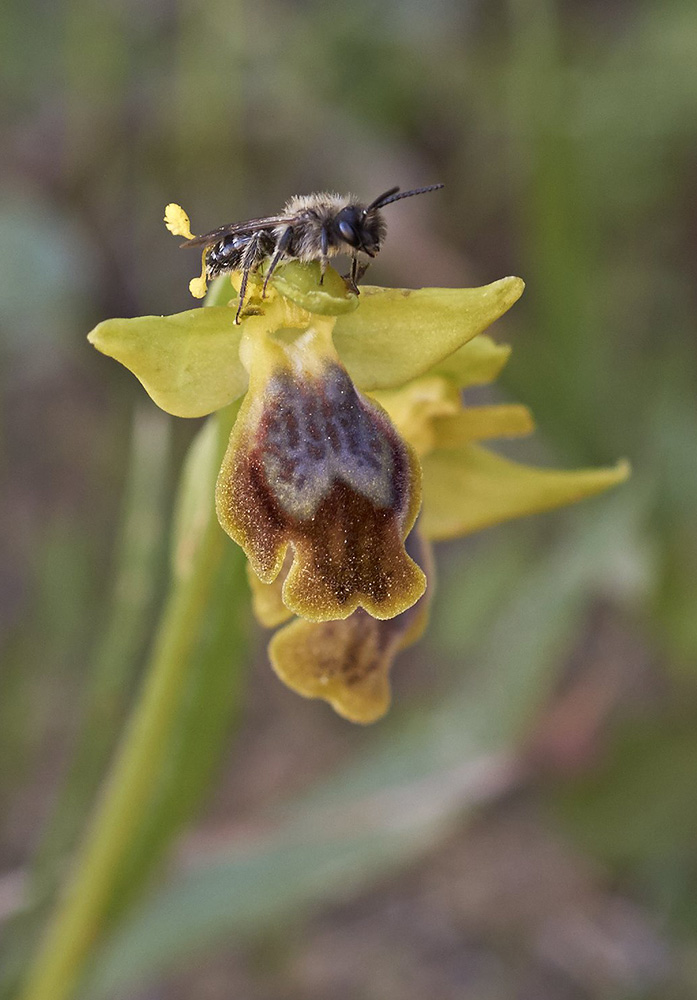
[[333, 184, 443, 259], [334, 205, 384, 258]]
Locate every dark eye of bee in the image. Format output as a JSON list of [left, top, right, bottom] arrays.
[[338, 220, 359, 245]]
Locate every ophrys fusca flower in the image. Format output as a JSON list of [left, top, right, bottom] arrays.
[[88, 205, 629, 722]]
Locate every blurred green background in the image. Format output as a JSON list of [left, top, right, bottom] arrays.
[[2, 0, 697, 997]]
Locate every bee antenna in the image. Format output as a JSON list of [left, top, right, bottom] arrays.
[[368, 183, 444, 211], [366, 186, 401, 211]]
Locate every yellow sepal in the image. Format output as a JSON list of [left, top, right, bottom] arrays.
[[421, 445, 631, 541]]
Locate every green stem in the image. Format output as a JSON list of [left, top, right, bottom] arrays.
[[18, 410, 234, 1000], [39, 406, 171, 873]]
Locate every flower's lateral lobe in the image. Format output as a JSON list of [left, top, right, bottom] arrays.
[[246, 553, 294, 629], [216, 317, 426, 623]]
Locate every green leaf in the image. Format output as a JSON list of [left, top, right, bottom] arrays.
[[85, 820, 453, 1000], [553, 718, 697, 867], [334, 277, 524, 390], [81, 492, 648, 998]]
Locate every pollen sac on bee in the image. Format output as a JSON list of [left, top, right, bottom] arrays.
[[216, 335, 425, 623]]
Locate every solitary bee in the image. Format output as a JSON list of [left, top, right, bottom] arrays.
[[180, 184, 444, 323]]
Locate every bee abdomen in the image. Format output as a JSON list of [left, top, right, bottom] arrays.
[[205, 231, 275, 278]]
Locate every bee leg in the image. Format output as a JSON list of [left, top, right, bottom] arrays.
[[235, 234, 262, 324], [262, 226, 292, 298], [344, 255, 368, 294], [319, 225, 329, 285], [234, 268, 251, 324], [348, 254, 360, 292]]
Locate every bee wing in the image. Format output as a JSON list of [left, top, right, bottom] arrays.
[[180, 215, 289, 248]]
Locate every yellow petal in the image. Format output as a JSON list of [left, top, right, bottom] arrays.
[[430, 335, 512, 388], [421, 444, 631, 541], [268, 531, 434, 724], [164, 203, 195, 240], [334, 277, 524, 391], [433, 404, 535, 448], [370, 377, 461, 457]]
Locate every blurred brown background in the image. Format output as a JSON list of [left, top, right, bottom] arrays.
[[2, 0, 697, 997]]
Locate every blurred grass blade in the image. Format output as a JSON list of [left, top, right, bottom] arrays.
[[83, 753, 516, 1000], [553, 718, 697, 868], [84, 490, 648, 997], [0, 405, 171, 1000], [17, 401, 249, 1000], [504, 0, 610, 462], [38, 406, 172, 872]]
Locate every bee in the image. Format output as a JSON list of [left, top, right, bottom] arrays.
[[180, 184, 444, 323]]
